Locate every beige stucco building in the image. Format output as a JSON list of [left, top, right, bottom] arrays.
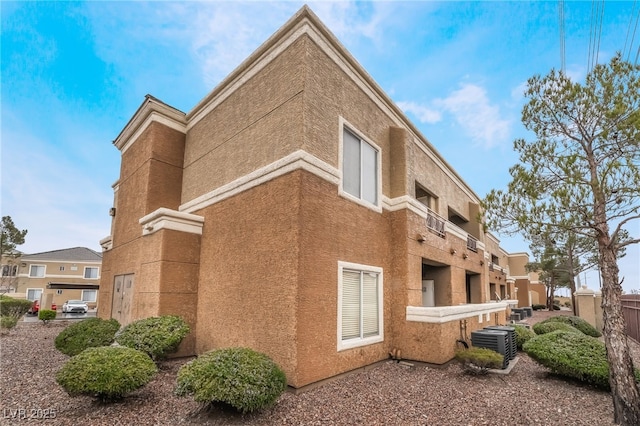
[[98, 6, 536, 388], [5, 247, 102, 309]]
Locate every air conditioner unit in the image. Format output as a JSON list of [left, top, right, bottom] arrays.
[[512, 308, 529, 318], [523, 307, 533, 318], [484, 325, 517, 360], [471, 330, 510, 369]]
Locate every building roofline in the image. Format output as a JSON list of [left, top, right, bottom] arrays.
[[20, 247, 103, 261], [185, 5, 482, 203], [113, 95, 187, 153]]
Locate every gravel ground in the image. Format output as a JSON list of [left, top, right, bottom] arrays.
[[1, 310, 639, 426]]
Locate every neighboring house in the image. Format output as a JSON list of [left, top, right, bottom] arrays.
[[15, 247, 102, 309], [98, 6, 535, 389]]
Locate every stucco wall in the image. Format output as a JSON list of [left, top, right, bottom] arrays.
[[99, 121, 186, 325], [296, 172, 392, 387], [182, 37, 307, 204], [192, 170, 300, 384]]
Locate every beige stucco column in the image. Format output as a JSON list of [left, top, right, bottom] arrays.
[[594, 291, 603, 332], [574, 285, 597, 328]]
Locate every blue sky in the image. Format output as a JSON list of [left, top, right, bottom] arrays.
[[1, 1, 639, 293]]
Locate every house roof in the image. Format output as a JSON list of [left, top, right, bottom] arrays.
[[21, 247, 102, 262]]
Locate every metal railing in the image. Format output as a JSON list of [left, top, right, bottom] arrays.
[[426, 208, 446, 238], [466, 235, 478, 252]]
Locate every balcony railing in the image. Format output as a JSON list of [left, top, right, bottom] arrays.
[[466, 235, 478, 252], [426, 208, 446, 238]]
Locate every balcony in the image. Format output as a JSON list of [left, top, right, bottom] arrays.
[[466, 235, 478, 252], [406, 301, 510, 324], [426, 208, 446, 238]]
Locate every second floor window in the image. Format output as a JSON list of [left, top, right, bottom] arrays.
[[84, 267, 99, 279], [1, 265, 17, 277], [29, 265, 45, 277], [342, 128, 379, 206]]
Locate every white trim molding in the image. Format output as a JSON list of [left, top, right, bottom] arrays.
[[100, 236, 113, 251], [406, 302, 509, 324], [114, 96, 186, 154], [140, 208, 205, 236], [180, 150, 340, 214]]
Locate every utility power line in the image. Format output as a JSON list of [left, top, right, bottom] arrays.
[[587, 0, 606, 72], [623, 0, 638, 61], [559, 0, 566, 73]]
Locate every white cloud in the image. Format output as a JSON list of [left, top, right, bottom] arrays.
[[396, 101, 442, 124], [435, 83, 510, 149], [510, 81, 528, 101], [1, 111, 114, 254]]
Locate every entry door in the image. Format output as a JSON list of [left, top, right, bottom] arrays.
[[111, 274, 134, 324], [422, 280, 435, 307]]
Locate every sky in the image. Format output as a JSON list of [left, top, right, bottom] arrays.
[[1, 1, 639, 294]]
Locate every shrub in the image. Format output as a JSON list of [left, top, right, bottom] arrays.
[[0, 295, 33, 319], [552, 304, 561, 310], [454, 347, 504, 375], [537, 315, 601, 337], [38, 309, 56, 324], [512, 324, 536, 349], [176, 347, 287, 413], [532, 304, 546, 311], [523, 331, 640, 389], [115, 315, 189, 361], [564, 300, 572, 307], [533, 321, 581, 335], [56, 346, 157, 402], [55, 317, 121, 356], [0, 315, 18, 331]]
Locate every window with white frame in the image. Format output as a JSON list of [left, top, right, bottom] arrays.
[[341, 125, 380, 208], [29, 265, 45, 278], [84, 267, 99, 279], [26, 288, 43, 301], [81, 290, 97, 302], [338, 261, 383, 351], [1, 264, 17, 277]]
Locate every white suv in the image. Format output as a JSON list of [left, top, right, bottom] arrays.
[[62, 300, 88, 314]]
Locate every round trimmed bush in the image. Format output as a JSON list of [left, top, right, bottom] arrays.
[[176, 347, 287, 413], [55, 317, 121, 356], [56, 346, 157, 402], [512, 324, 536, 349], [523, 330, 640, 389], [38, 309, 57, 324], [0, 295, 33, 318], [533, 321, 581, 335], [115, 315, 189, 361], [537, 315, 601, 337], [0, 315, 18, 330], [455, 347, 504, 375]]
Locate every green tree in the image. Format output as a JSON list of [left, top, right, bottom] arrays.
[[483, 54, 640, 424], [525, 234, 572, 309], [0, 216, 27, 293], [0, 216, 27, 257]]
